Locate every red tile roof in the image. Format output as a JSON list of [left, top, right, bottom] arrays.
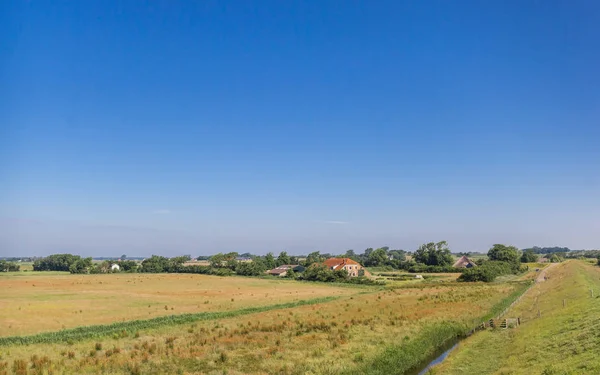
[[323, 258, 361, 270]]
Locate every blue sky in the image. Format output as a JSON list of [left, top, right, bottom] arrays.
[[2, 1, 599, 256]]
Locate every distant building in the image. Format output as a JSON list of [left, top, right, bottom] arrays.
[[453, 256, 477, 268], [323, 258, 366, 277], [235, 257, 253, 263], [267, 265, 304, 277]]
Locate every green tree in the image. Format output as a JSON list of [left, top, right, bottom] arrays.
[[33, 254, 82, 271], [140, 255, 169, 273], [264, 252, 276, 269], [488, 244, 521, 266], [521, 249, 538, 263], [458, 261, 516, 282], [414, 241, 453, 266], [171, 255, 192, 264], [285, 269, 296, 279], [304, 251, 322, 267], [300, 264, 348, 282], [277, 251, 291, 266], [224, 252, 239, 270], [0, 260, 20, 272], [209, 253, 226, 268], [388, 249, 406, 262], [235, 261, 267, 276], [366, 248, 389, 267], [119, 260, 138, 272], [69, 258, 93, 274], [548, 254, 563, 263]]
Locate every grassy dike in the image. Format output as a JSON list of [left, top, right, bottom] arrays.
[[344, 280, 533, 375], [432, 260, 600, 375], [0, 296, 340, 346]]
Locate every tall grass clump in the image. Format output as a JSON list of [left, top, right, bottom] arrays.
[[344, 321, 466, 375]]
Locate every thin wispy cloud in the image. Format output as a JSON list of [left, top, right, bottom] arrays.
[[324, 220, 349, 225], [152, 209, 171, 215]]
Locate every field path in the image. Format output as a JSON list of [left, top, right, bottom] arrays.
[[535, 263, 557, 283]]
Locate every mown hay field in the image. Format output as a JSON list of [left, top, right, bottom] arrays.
[[0, 273, 528, 375], [0, 272, 359, 337]]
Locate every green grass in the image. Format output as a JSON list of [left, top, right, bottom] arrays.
[[0, 296, 341, 346], [479, 281, 532, 322], [342, 280, 533, 375], [344, 321, 466, 375], [435, 260, 600, 374]]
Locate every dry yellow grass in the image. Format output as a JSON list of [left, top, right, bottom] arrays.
[[0, 272, 358, 336], [1, 278, 521, 375]]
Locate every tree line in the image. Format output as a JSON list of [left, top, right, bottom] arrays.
[[0, 260, 20, 272], [28, 240, 565, 283], [522, 246, 571, 254], [33, 254, 138, 274]]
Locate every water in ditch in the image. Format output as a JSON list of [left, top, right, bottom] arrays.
[[404, 338, 460, 375]]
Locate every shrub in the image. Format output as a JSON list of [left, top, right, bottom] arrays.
[[458, 261, 518, 282], [521, 250, 538, 263], [298, 264, 349, 282], [69, 258, 94, 274], [235, 262, 267, 276], [33, 254, 82, 271], [0, 260, 20, 272], [213, 268, 234, 277], [488, 244, 521, 266], [547, 254, 564, 263]]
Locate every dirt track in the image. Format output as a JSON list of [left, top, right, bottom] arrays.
[[536, 263, 557, 283]]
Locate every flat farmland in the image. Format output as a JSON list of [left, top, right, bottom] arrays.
[[0, 275, 530, 375], [0, 273, 359, 336]]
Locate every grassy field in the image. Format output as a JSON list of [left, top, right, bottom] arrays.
[[0, 272, 358, 336], [432, 260, 600, 374], [0, 270, 529, 375], [368, 270, 461, 284]]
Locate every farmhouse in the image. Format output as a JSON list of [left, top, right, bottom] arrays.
[[267, 265, 304, 277], [323, 258, 365, 277], [453, 255, 477, 268]]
